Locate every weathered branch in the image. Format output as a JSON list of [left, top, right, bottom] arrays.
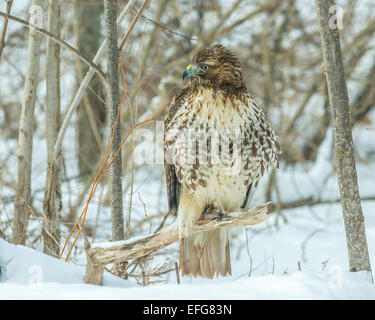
[[84, 203, 270, 285]]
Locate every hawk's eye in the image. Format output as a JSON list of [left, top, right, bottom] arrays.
[[201, 64, 210, 71]]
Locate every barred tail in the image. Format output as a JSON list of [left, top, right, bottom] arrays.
[[179, 229, 231, 278]]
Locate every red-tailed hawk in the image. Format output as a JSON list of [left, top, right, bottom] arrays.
[[164, 44, 281, 278]]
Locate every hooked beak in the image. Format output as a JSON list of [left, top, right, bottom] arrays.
[[182, 64, 193, 81]]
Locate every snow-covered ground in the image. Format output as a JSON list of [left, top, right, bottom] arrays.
[[1, 199, 374, 299]]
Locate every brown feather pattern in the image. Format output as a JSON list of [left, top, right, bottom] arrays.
[[163, 44, 281, 278]]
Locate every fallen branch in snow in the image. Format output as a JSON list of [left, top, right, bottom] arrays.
[[84, 202, 271, 285]]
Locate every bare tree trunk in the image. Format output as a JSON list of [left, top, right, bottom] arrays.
[[12, 0, 43, 245], [50, 1, 135, 171], [104, 0, 124, 242], [43, 0, 61, 257], [74, 0, 105, 181], [315, 0, 373, 276]]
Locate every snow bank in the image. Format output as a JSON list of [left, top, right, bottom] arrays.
[[1, 201, 374, 300]]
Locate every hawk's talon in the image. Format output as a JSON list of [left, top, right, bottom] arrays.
[[202, 204, 214, 215], [216, 211, 224, 221]]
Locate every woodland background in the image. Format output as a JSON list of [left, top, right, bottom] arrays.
[[0, 0, 375, 296]]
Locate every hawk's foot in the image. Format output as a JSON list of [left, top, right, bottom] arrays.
[[202, 204, 214, 215], [216, 211, 225, 221]]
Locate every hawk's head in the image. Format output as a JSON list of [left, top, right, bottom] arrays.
[[182, 44, 245, 89]]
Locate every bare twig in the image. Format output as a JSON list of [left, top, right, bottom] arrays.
[[119, 0, 150, 51], [270, 195, 375, 212], [0, 11, 107, 81], [217, 0, 280, 38], [0, 0, 13, 60], [131, 7, 197, 41], [138, 192, 152, 234], [174, 261, 180, 284]]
